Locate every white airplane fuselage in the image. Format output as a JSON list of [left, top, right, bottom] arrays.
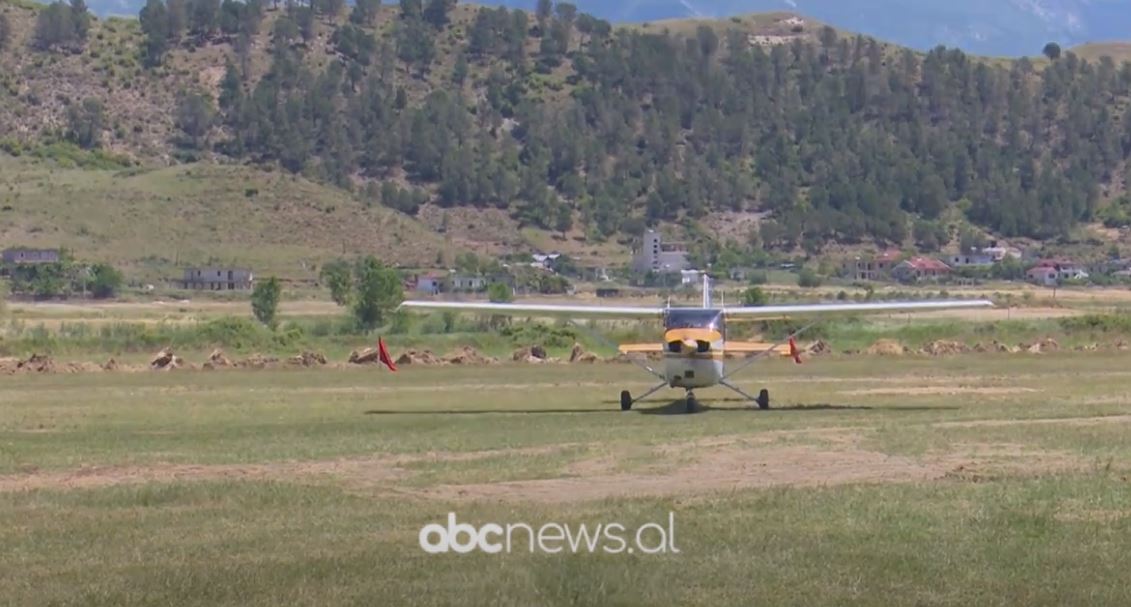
[[661, 308, 727, 389]]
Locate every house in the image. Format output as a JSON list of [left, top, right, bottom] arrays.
[[949, 243, 1023, 268], [680, 269, 703, 287], [2, 247, 60, 265], [844, 250, 901, 281], [414, 271, 446, 295], [1027, 259, 1088, 286], [530, 253, 561, 271], [633, 230, 690, 274], [182, 267, 254, 290], [450, 274, 487, 292], [892, 257, 951, 283]]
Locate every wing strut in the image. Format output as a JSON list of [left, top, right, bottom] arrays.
[[721, 319, 821, 382]]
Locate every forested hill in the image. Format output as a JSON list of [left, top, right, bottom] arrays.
[[3, 0, 1131, 254]]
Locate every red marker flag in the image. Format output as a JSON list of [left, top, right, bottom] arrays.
[[788, 336, 802, 365], [378, 337, 397, 372]]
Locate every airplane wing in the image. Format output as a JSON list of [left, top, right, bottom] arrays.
[[724, 341, 792, 353], [617, 343, 663, 353], [722, 299, 994, 318], [398, 300, 664, 320]]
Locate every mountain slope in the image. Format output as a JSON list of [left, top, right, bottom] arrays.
[[4, 0, 1131, 269], [78, 0, 1131, 57]]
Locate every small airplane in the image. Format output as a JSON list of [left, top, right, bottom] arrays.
[[399, 276, 993, 413]]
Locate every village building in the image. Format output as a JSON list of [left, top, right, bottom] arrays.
[[181, 267, 254, 290], [633, 230, 690, 274], [892, 257, 952, 283], [844, 250, 902, 281]]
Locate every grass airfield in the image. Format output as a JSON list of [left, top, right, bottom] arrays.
[[3, 355, 1131, 605]]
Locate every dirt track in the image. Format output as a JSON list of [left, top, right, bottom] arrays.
[[0, 416, 1107, 502]]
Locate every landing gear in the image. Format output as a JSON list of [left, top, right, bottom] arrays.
[[620, 390, 633, 411], [720, 380, 770, 410], [685, 390, 698, 414]]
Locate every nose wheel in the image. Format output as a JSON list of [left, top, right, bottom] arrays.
[[620, 390, 632, 411], [685, 391, 699, 414], [756, 388, 770, 410]]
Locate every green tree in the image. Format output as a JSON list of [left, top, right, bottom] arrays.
[[487, 282, 513, 303], [175, 91, 215, 149], [251, 276, 281, 327], [422, 0, 452, 29], [140, 0, 170, 66], [66, 97, 105, 149], [89, 263, 124, 299], [0, 13, 12, 51], [352, 256, 403, 331], [319, 259, 353, 305], [1043, 42, 1061, 61], [741, 286, 767, 306]]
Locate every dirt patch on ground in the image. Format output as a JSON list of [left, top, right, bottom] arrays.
[[0, 431, 1092, 501], [0, 444, 587, 493], [409, 436, 1086, 504], [933, 414, 1131, 429], [840, 386, 1037, 397]]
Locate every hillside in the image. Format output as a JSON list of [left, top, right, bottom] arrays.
[[80, 0, 1131, 58], [0, 154, 458, 282], [4, 0, 1131, 275]]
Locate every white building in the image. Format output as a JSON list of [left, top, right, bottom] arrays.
[[633, 230, 690, 274]]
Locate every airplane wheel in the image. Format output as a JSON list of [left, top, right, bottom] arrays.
[[620, 390, 632, 411], [686, 396, 697, 414], [757, 389, 770, 410]]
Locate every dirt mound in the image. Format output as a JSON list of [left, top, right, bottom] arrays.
[[1025, 338, 1060, 354], [1116, 340, 1130, 351], [988, 340, 1021, 354], [395, 350, 445, 365], [1074, 343, 1100, 352], [208, 349, 233, 367], [235, 354, 279, 369], [444, 346, 497, 365], [288, 351, 327, 367], [512, 345, 553, 363], [568, 343, 599, 363], [63, 362, 103, 373], [865, 339, 907, 356], [921, 340, 969, 356], [149, 349, 190, 370], [807, 340, 833, 356], [101, 357, 120, 371]]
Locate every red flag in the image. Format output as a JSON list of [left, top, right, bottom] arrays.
[[378, 337, 397, 372], [788, 337, 802, 365]]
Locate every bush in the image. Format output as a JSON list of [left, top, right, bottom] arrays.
[[251, 277, 281, 328], [741, 286, 767, 306], [797, 269, 823, 288]]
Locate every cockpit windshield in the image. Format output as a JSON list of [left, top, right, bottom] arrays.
[[664, 308, 724, 331]]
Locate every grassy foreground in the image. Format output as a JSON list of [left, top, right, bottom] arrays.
[[3, 356, 1131, 605]]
